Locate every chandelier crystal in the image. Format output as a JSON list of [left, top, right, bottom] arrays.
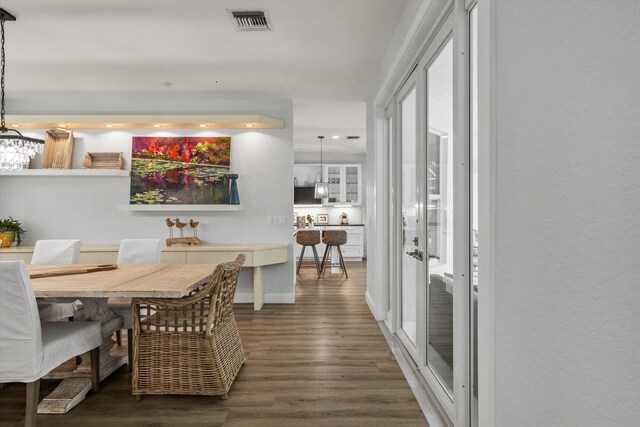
[[0, 10, 44, 171]]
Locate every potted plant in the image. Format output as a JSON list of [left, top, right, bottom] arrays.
[[306, 214, 313, 228], [0, 217, 26, 247]]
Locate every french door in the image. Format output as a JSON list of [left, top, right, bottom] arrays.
[[395, 12, 460, 421]]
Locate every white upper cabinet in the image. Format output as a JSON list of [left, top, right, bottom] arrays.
[[323, 164, 362, 205]]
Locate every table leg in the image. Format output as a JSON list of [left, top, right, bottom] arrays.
[[37, 298, 125, 414], [253, 266, 264, 310]]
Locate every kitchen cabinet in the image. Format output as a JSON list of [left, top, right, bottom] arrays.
[[323, 164, 361, 205]]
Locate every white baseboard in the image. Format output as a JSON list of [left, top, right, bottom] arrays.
[[234, 292, 295, 304], [365, 290, 376, 317]]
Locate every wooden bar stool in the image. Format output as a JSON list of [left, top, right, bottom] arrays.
[[320, 230, 348, 278], [296, 230, 322, 276]]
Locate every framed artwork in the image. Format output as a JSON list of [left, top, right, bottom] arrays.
[[316, 214, 329, 224], [297, 216, 306, 228], [293, 212, 298, 226], [130, 136, 232, 205]]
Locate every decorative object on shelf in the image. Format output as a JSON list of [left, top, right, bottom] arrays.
[[306, 214, 313, 228], [83, 152, 124, 169], [340, 212, 349, 225], [165, 217, 175, 238], [314, 136, 328, 199], [189, 219, 199, 238], [166, 237, 202, 247], [229, 174, 240, 205], [294, 177, 298, 186], [316, 213, 329, 224], [130, 136, 232, 205], [0, 9, 44, 171], [0, 216, 25, 247], [175, 218, 188, 237], [42, 128, 74, 169]]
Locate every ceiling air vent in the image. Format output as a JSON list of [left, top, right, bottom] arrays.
[[346, 136, 360, 140], [229, 10, 271, 31]]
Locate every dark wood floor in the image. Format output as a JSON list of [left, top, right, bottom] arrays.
[[1, 262, 427, 426]]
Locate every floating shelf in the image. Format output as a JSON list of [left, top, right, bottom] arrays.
[[0, 169, 130, 177], [5, 114, 284, 130], [118, 204, 243, 212]]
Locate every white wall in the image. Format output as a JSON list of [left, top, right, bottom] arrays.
[[0, 98, 295, 303], [493, 1, 640, 425]]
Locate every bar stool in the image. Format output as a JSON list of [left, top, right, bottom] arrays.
[[320, 230, 348, 278], [296, 230, 322, 276]]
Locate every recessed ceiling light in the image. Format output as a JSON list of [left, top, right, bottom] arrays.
[[12, 124, 19, 128], [105, 124, 114, 128], [332, 135, 339, 139], [153, 124, 161, 128], [245, 124, 254, 128], [58, 124, 67, 128], [199, 124, 207, 128]]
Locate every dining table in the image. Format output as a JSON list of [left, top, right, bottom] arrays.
[[27, 263, 217, 415]]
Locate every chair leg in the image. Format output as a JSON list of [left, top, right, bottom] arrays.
[[25, 379, 40, 427], [296, 245, 307, 274], [90, 347, 100, 393], [116, 329, 122, 346], [320, 245, 330, 277], [311, 245, 321, 277], [337, 245, 348, 278], [127, 329, 133, 372]]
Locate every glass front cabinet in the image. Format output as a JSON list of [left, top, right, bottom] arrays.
[[322, 164, 362, 205]]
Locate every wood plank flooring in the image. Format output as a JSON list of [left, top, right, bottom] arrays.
[[0, 262, 427, 426]]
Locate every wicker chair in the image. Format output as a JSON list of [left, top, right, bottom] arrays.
[[131, 255, 246, 400]]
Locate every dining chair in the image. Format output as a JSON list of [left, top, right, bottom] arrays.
[[296, 229, 322, 276], [0, 261, 102, 427], [108, 239, 162, 371], [132, 254, 246, 400], [31, 239, 81, 322], [320, 230, 349, 278]]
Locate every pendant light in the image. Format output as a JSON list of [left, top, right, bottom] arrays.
[[314, 136, 328, 199], [0, 8, 44, 171]]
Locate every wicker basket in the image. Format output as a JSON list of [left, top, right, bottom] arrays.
[[83, 152, 124, 169], [42, 129, 74, 169]]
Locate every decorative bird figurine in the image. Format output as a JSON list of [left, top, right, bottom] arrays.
[[175, 218, 188, 237], [189, 219, 200, 238], [165, 217, 175, 238]]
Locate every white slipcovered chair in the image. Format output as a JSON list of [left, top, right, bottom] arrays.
[[108, 239, 162, 370], [0, 261, 101, 427], [32, 239, 81, 322]]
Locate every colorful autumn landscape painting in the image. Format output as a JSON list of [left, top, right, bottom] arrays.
[[130, 136, 232, 204]]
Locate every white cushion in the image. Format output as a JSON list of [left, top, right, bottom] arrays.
[[0, 261, 101, 383], [109, 299, 132, 329], [116, 239, 162, 265], [31, 240, 81, 265], [32, 239, 81, 320], [110, 239, 162, 329]]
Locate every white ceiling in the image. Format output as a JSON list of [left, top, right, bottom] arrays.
[[1, 0, 406, 153]]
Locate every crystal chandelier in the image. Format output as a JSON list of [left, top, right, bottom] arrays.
[[0, 9, 43, 171], [314, 136, 328, 199]]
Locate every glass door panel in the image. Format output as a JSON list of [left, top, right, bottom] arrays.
[[399, 85, 420, 353], [345, 166, 359, 204], [426, 39, 454, 396], [326, 166, 341, 203]]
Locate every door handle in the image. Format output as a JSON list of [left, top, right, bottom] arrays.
[[405, 250, 424, 261]]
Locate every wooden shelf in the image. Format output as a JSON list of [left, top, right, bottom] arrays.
[[118, 204, 243, 212], [0, 169, 129, 177], [5, 114, 284, 130]]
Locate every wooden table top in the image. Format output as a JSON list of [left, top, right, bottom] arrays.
[[28, 264, 216, 298]]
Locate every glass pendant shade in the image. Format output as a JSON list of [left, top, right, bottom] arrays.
[[315, 135, 327, 200], [314, 181, 329, 199]]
